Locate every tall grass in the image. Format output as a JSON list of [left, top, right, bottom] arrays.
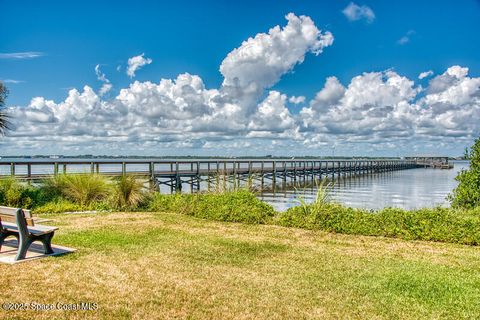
[[112, 175, 145, 210], [44, 173, 111, 206], [295, 179, 333, 215], [208, 172, 262, 193]]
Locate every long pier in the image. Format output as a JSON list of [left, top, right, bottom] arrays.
[[0, 159, 421, 193]]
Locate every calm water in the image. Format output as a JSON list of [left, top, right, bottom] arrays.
[[260, 161, 468, 211], [0, 157, 467, 211]]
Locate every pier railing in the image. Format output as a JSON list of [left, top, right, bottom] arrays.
[[0, 159, 421, 192]]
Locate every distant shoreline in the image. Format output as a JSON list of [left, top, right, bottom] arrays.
[[0, 155, 467, 161]]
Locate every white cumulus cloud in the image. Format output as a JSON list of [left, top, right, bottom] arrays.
[[300, 71, 420, 139], [220, 13, 333, 93], [416, 66, 480, 137], [3, 12, 479, 156]]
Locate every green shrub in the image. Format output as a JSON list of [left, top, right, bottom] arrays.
[[449, 137, 480, 209], [277, 202, 480, 245], [148, 189, 275, 224], [0, 178, 35, 208], [43, 173, 111, 206]]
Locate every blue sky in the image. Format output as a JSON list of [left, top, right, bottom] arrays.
[[1, 0, 479, 156]]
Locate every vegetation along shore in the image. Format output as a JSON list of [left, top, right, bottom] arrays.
[[1, 138, 480, 246], [0, 138, 479, 318]]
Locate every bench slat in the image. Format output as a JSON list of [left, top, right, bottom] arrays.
[[2, 222, 58, 235], [0, 206, 32, 218], [0, 206, 34, 226]]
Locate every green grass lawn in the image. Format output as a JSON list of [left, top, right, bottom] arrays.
[[2, 211, 480, 319]]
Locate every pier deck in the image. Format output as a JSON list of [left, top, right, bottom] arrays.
[[0, 159, 422, 193]]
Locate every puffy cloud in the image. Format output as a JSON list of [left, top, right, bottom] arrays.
[[127, 53, 152, 78], [426, 66, 468, 94], [3, 11, 479, 156], [7, 62, 479, 155], [248, 91, 295, 132], [416, 66, 480, 137], [220, 13, 333, 94], [342, 2, 375, 23], [297, 66, 480, 150], [418, 70, 434, 80], [300, 71, 421, 140], [308, 76, 346, 112], [117, 73, 217, 121]]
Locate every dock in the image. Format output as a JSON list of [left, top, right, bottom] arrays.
[[405, 156, 454, 169], [0, 159, 422, 193]]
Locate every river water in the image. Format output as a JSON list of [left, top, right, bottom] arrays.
[[0, 158, 467, 211], [259, 161, 468, 211]]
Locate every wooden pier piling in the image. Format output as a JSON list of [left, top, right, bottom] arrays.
[[0, 158, 424, 194]]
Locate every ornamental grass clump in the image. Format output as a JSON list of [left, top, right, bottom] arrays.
[[112, 175, 146, 210], [44, 173, 111, 206]]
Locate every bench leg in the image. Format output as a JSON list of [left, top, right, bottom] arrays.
[[15, 237, 33, 261], [0, 232, 19, 253], [40, 232, 55, 255], [0, 233, 5, 252]]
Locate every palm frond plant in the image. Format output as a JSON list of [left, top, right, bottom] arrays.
[[112, 175, 145, 210], [44, 173, 111, 206]]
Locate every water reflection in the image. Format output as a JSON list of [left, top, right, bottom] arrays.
[[259, 161, 468, 211]]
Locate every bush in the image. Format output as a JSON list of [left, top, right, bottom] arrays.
[[43, 173, 111, 206], [276, 202, 480, 245], [449, 137, 480, 209], [0, 178, 36, 208], [148, 189, 275, 224]]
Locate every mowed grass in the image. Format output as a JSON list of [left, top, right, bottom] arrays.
[[1, 212, 480, 319]]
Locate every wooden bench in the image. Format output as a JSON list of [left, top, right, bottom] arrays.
[[0, 206, 58, 261]]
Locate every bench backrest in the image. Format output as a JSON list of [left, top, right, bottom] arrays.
[[0, 206, 34, 226]]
